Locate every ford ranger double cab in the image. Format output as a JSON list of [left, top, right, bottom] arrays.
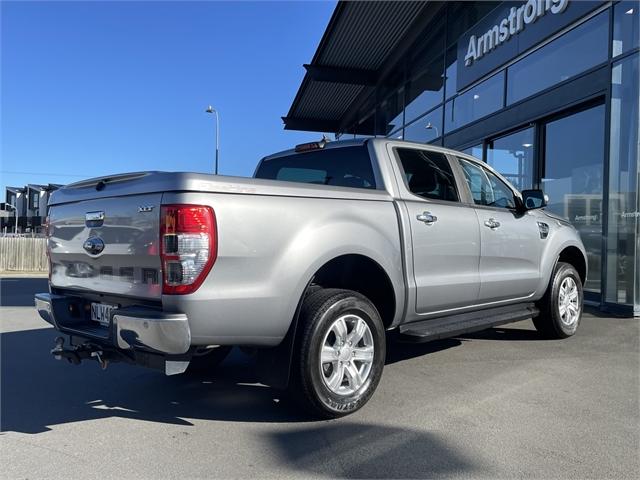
[[36, 138, 587, 418]]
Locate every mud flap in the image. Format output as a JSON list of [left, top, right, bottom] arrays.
[[255, 281, 317, 389]]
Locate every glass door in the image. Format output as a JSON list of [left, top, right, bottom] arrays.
[[487, 127, 536, 192], [542, 104, 606, 295]]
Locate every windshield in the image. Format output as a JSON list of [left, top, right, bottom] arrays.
[[255, 145, 376, 189]]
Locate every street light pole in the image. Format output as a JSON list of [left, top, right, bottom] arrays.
[[425, 122, 439, 138], [205, 105, 220, 175]]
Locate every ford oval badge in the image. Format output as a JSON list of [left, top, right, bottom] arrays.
[[83, 237, 105, 255]]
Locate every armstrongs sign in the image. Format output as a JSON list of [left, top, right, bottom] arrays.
[[456, 0, 601, 91], [464, 0, 569, 67]]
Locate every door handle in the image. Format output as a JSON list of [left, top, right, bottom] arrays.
[[417, 211, 438, 225], [484, 218, 501, 229]]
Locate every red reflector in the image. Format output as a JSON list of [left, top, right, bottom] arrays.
[[160, 204, 217, 295]]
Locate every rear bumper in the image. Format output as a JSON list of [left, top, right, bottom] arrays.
[[35, 293, 191, 355]]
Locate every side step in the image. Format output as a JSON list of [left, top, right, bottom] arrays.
[[398, 303, 539, 343]]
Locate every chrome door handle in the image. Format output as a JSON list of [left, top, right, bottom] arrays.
[[484, 218, 501, 229], [417, 211, 438, 224]]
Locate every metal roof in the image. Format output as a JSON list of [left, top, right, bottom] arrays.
[[283, 1, 430, 134]]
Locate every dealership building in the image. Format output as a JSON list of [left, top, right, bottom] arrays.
[[284, 0, 639, 316]]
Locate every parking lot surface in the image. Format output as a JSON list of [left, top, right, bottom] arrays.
[[1, 277, 638, 479]]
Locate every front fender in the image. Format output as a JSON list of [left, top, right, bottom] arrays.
[[535, 224, 587, 298]]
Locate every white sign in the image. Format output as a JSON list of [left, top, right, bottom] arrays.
[[464, 0, 570, 67]]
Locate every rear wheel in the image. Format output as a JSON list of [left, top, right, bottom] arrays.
[[290, 288, 385, 418], [533, 262, 583, 339]]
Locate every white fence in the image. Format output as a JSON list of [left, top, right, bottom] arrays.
[[0, 237, 48, 272]]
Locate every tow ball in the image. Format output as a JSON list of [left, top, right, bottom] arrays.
[[51, 337, 109, 370]]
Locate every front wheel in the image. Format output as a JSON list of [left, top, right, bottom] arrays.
[[290, 288, 386, 418], [533, 262, 583, 339]]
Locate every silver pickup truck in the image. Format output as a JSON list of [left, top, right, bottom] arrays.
[[35, 138, 586, 417]]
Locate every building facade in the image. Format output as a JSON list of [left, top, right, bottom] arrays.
[[2, 184, 61, 234], [285, 1, 639, 316]]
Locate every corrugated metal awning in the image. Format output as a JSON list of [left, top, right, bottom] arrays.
[[283, 1, 429, 134]]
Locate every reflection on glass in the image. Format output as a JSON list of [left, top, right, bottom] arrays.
[[444, 47, 458, 100], [377, 89, 404, 136], [487, 128, 534, 191], [613, 0, 640, 57], [444, 71, 504, 133], [543, 105, 605, 294], [405, 67, 444, 124], [405, 20, 445, 124], [507, 12, 609, 105], [403, 107, 443, 144], [606, 55, 639, 308], [462, 144, 483, 160], [444, 1, 500, 99]]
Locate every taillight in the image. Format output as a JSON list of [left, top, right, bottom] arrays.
[[160, 204, 217, 295]]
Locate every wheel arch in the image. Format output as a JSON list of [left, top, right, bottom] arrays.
[[557, 245, 587, 286], [310, 253, 397, 329], [256, 253, 398, 390]]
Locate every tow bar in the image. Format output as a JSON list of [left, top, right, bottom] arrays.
[[51, 337, 113, 369]]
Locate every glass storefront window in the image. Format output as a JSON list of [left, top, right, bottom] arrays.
[[403, 107, 443, 144], [462, 143, 483, 160], [376, 88, 404, 136], [389, 129, 404, 140], [444, 71, 504, 133], [405, 66, 444, 125], [487, 128, 535, 191], [606, 55, 639, 309], [444, 1, 500, 100], [405, 19, 445, 124], [542, 104, 606, 294], [507, 11, 609, 105], [444, 47, 458, 100], [613, 0, 640, 57]]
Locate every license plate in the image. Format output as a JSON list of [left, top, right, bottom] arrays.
[[90, 303, 116, 326]]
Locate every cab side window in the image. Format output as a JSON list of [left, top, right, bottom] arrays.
[[458, 158, 517, 209], [396, 149, 459, 202]]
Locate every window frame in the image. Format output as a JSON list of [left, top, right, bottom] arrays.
[[391, 146, 463, 205]]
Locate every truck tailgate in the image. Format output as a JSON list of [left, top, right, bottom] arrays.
[[48, 193, 162, 300]]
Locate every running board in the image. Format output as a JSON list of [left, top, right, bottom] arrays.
[[398, 303, 539, 343]]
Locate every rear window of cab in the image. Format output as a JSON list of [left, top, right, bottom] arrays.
[[255, 145, 377, 189]]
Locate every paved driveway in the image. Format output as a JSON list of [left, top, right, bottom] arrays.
[[1, 277, 638, 478]]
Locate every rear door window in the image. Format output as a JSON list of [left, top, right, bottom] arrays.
[[255, 145, 376, 189], [396, 148, 459, 202]]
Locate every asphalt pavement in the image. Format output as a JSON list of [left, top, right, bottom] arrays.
[[1, 276, 638, 479]]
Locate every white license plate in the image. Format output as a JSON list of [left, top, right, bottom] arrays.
[[90, 303, 116, 326]]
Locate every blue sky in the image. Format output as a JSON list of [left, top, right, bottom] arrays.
[[1, 0, 336, 194]]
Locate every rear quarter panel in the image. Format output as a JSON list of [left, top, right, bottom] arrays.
[[161, 191, 404, 346]]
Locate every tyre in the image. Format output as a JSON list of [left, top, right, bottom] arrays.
[[187, 346, 232, 374], [290, 288, 386, 419], [533, 262, 583, 339]]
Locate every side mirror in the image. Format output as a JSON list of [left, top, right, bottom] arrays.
[[521, 189, 547, 210]]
